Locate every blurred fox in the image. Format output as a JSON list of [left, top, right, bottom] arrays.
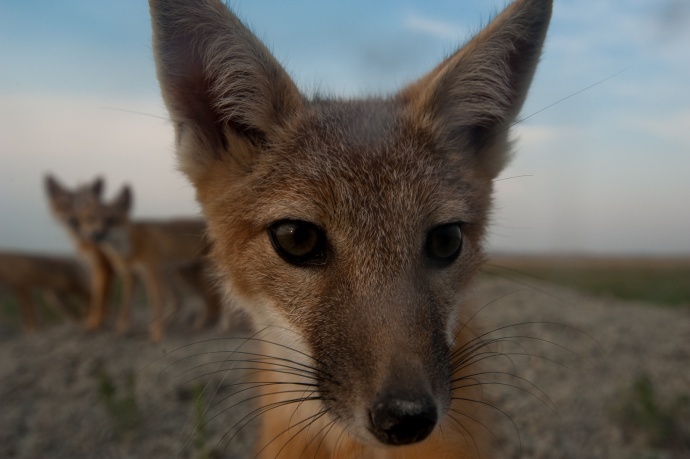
[[46, 176, 221, 342], [45, 175, 116, 332], [151, 0, 551, 457], [0, 251, 88, 332]]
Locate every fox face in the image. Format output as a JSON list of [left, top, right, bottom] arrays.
[[150, 0, 551, 453], [45, 175, 132, 247], [205, 103, 492, 444], [45, 175, 106, 242]]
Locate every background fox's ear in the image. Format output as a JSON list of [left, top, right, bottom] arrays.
[[44, 174, 66, 198], [401, 0, 552, 179], [91, 177, 104, 198], [113, 185, 132, 214], [149, 0, 303, 181]]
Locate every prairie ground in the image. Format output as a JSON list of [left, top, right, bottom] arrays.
[[1, 258, 689, 458]]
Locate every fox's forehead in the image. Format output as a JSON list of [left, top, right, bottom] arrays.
[[66, 186, 124, 221], [251, 100, 483, 230], [53, 184, 96, 212], [70, 188, 100, 215], [74, 187, 99, 205], [302, 98, 406, 147]]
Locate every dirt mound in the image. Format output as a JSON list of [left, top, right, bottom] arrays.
[[1, 278, 688, 458]]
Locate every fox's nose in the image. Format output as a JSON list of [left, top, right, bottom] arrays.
[[369, 393, 438, 446]]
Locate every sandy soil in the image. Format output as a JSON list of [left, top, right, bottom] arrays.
[[1, 277, 688, 458]]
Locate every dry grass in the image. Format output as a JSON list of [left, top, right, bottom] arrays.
[[485, 255, 690, 307]]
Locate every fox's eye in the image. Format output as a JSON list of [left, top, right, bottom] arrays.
[[269, 220, 327, 266], [426, 223, 463, 266]]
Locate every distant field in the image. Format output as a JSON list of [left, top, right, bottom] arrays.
[[485, 255, 690, 307]]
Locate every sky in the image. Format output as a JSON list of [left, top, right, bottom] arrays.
[[0, 0, 689, 256]]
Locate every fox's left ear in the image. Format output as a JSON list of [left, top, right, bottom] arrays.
[[149, 0, 303, 183], [91, 177, 105, 198], [44, 174, 66, 199], [401, 0, 552, 179], [113, 185, 132, 214]]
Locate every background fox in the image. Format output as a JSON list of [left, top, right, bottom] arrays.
[[0, 251, 88, 332], [47, 176, 220, 342], [150, 0, 551, 457], [45, 175, 116, 332]]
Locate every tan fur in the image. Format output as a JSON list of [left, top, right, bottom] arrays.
[[0, 251, 88, 332], [97, 210, 220, 342], [150, 0, 551, 456]]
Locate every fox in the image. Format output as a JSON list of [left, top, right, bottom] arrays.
[[47, 177, 221, 342], [45, 175, 117, 332], [0, 251, 88, 332], [150, 0, 552, 457]]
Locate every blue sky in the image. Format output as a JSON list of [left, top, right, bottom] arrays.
[[1, 0, 689, 256]]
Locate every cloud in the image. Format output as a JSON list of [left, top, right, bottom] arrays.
[[403, 13, 463, 41], [0, 93, 199, 253], [650, 0, 690, 41], [511, 124, 584, 151], [625, 110, 690, 149]]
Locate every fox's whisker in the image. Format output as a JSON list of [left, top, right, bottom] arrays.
[[493, 174, 534, 183], [172, 366, 318, 391], [172, 359, 324, 384], [451, 321, 600, 364], [303, 414, 339, 459], [443, 412, 482, 459], [452, 378, 558, 414], [263, 407, 330, 459], [211, 389, 327, 441], [174, 383, 278, 455], [216, 395, 326, 455], [482, 266, 586, 310], [506, 67, 629, 131], [448, 400, 522, 456], [162, 349, 327, 380], [448, 288, 528, 351], [158, 335, 332, 373], [144, 327, 273, 378]]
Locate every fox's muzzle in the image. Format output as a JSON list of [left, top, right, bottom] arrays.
[[308, 282, 451, 447]]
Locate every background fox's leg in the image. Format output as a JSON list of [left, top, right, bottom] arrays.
[[70, 283, 90, 320], [196, 271, 221, 329], [163, 269, 183, 324], [142, 267, 166, 342], [178, 261, 221, 329], [84, 264, 101, 329], [17, 287, 38, 333], [85, 253, 112, 330], [115, 268, 135, 334], [43, 290, 81, 322]]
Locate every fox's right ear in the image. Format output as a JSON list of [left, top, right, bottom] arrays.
[[149, 0, 303, 183], [113, 185, 133, 214], [401, 0, 552, 179]]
